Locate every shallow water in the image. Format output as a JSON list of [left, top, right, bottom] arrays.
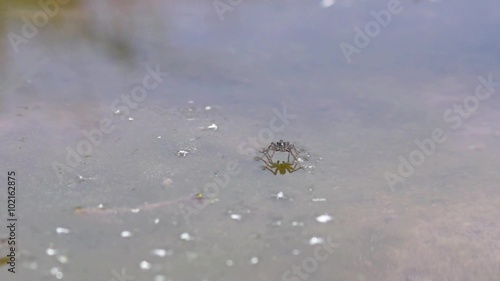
[[0, 0, 499, 280]]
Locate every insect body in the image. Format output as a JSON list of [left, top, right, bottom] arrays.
[[256, 142, 304, 175], [261, 139, 300, 160]]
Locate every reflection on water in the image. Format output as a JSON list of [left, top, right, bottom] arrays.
[[0, 0, 499, 280]]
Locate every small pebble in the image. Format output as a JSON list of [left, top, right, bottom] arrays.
[[250, 257, 259, 264], [226, 260, 234, 266], [176, 150, 189, 157]]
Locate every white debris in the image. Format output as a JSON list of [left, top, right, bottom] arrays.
[[176, 150, 189, 157], [139, 260, 151, 270], [121, 231, 132, 238], [151, 249, 172, 257], [199, 123, 219, 131], [309, 236, 324, 245], [316, 214, 333, 223], [230, 214, 242, 221], [46, 248, 57, 256], [151, 249, 166, 257], [205, 106, 212, 111], [250, 257, 259, 264], [56, 227, 70, 234], [180, 232, 192, 241], [312, 198, 327, 202], [274, 191, 286, 199], [226, 259, 234, 266]]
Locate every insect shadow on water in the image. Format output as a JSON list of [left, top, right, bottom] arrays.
[[255, 140, 305, 175]]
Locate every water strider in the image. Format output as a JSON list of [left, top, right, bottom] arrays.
[[255, 140, 305, 175]]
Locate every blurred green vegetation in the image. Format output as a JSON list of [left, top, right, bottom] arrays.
[[0, 0, 142, 61]]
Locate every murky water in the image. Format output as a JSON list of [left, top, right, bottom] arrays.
[[0, 0, 499, 280]]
